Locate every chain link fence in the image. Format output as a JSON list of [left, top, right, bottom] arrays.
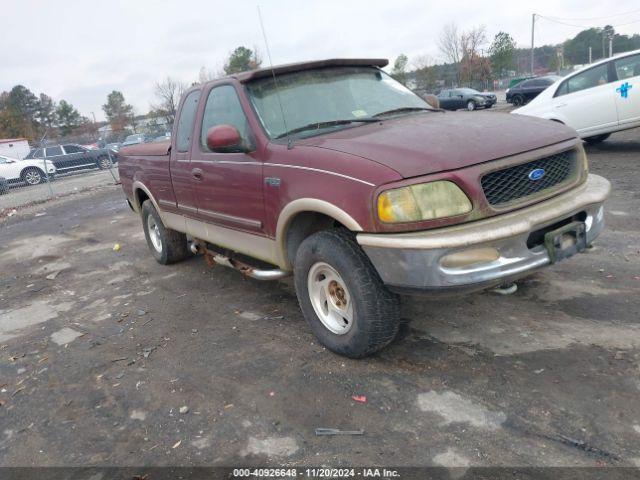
[[0, 135, 124, 213]]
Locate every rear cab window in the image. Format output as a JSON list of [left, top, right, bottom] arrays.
[[176, 90, 201, 152]]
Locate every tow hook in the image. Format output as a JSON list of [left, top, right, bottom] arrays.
[[492, 282, 518, 295]]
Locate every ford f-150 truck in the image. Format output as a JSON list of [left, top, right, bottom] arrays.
[[118, 58, 610, 358]]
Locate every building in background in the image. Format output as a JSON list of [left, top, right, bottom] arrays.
[[0, 138, 30, 159]]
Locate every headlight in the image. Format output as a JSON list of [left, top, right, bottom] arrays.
[[377, 181, 472, 223]]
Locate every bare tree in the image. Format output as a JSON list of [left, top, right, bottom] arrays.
[[437, 23, 462, 65], [151, 77, 187, 126]]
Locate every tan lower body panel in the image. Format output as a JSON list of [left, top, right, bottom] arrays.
[[161, 210, 282, 268]]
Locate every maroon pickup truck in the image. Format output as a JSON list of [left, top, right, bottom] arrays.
[[119, 58, 610, 358]]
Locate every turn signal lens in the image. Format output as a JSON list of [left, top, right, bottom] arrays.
[[377, 181, 472, 223]]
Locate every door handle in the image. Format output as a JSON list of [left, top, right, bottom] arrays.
[[191, 168, 203, 181]]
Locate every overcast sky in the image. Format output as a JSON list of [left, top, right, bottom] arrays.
[[2, 0, 639, 120]]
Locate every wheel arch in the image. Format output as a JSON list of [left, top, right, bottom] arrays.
[[132, 181, 161, 214], [20, 165, 45, 179], [275, 198, 363, 269]]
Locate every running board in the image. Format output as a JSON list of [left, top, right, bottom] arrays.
[[189, 240, 290, 281]]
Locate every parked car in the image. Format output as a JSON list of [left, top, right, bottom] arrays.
[[0, 154, 56, 185], [0, 177, 8, 195], [513, 49, 640, 144], [153, 133, 171, 142], [506, 76, 561, 106], [437, 88, 497, 111], [119, 58, 610, 358], [105, 142, 121, 152], [25, 144, 114, 174], [121, 134, 147, 147]]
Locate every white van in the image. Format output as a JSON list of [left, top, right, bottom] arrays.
[[513, 49, 640, 144]]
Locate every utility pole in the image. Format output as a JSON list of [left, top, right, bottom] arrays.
[[589, 46, 592, 63], [530, 13, 536, 76], [609, 38, 613, 57]]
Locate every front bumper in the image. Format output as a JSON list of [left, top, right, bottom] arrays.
[[358, 174, 610, 293]]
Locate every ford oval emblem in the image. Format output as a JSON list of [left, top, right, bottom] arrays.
[[528, 168, 545, 181]]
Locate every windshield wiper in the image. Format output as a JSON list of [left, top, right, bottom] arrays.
[[373, 107, 444, 117], [275, 118, 379, 139]]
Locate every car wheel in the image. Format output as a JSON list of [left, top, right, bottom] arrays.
[[294, 229, 401, 358], [22, 167, 44, 185], [584, 133, 611, 145], [0, 178, 8, 195], [141, 200, 190, 265], [97, 156, 112, 169], [466, 100, 476, 111], [512, 94, 525, 106]]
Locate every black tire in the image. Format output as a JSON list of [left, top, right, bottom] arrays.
[[466, 100, 477, 111], [294, 229, 401, 358], [21, 167, 44, 185], [512, 94, 525, 106], [141, 200, 189, 265], [0, 178, 8, 195], [584, 133, 611, 145]]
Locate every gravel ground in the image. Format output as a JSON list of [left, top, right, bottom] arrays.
[[0, 127, 639, 472]]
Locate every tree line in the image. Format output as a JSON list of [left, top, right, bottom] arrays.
[[391, 24, 640, 92], [0, 45, 262, 144]]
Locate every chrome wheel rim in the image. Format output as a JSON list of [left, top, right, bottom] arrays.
[[467, 101, 475, 111], [99, 157, 110, 168], [147, 215, 162, 252], [25, 170, 41, 185], [307, 262, 354, 335]]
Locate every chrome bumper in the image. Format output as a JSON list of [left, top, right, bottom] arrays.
[[357, 174, 610, 293]]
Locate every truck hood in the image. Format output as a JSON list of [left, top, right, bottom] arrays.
[[302, 112, 576, 179]]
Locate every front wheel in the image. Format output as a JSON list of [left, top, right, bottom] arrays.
[[141, 200, 190, 264], [294, 229, 401, 358], [584, 133, 611, 145], [22, 167, 44, 185], [512, 94, 525, 106], [467, 100, 476, 111]]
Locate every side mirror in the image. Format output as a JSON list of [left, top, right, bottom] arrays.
[[206, 125, 243, 152]]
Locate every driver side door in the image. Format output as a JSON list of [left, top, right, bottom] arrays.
[[190, 83, 265, 235]]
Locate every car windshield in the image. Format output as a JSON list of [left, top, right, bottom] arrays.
[[245, 66, 431, 139]]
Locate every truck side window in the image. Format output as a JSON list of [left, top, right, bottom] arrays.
[[176, 90, 201, 152], [200, 85, 252, 152]]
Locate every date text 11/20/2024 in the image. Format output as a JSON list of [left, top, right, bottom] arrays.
[[232, 468, 401, 477]]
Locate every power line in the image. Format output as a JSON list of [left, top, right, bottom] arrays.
[[537, 14, 640, 29], [542, 8, 640, 22]]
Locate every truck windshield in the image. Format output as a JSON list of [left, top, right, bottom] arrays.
[[245, 66, 431, 140]]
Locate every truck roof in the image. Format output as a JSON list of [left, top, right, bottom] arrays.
[[230, 58, 389, 83]]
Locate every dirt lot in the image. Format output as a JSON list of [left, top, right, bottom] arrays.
[[0, 128, 639, 471]]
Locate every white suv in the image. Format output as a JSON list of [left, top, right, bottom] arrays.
[[513, 49, 640, 144], [0, 154, 56, 186]]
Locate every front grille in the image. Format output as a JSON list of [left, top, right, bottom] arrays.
[[481, 150, 577, 207]]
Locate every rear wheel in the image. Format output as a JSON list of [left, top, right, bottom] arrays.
[[97, 155, 112, 169], [141, 200, 189, 264], [512, 94, 525, 106], [467, 100, 477, 111], [294, 229, 401, 358], [22, 167, 44, 185], [584, 133, 611, 145]]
